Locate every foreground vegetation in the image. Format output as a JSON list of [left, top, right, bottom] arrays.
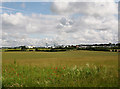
[[2, 50, 118, 87], [2, 63, 118, 87]]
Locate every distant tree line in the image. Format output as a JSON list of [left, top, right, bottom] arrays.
[[77, 47, 110, 51], [3, 43, 120, 52]]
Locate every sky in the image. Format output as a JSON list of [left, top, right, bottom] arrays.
[[0, 0, 119, 47]]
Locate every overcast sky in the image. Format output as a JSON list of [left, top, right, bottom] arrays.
[[0, 0, 119, 47]]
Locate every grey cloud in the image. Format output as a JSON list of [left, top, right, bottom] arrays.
[[51, 2, 118, 17]]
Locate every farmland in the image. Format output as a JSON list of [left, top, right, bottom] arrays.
[[2, 50, 118, 87]]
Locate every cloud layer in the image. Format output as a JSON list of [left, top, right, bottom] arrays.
[[1, 2, 118, 47]]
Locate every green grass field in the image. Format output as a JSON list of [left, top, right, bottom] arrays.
[[2, 50, 118, 87]]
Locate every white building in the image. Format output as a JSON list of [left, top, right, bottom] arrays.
[[27, 46, 35, 48]]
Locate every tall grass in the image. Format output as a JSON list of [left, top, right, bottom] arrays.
[[2, 63, 118, 87], [2, 51, 118, 87]]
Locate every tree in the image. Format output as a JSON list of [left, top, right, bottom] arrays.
[[20, 46, 27, 51]]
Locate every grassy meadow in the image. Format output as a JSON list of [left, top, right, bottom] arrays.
[[2, 50, 118, 87]]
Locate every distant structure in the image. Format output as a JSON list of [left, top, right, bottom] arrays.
[[26, 46, 35, 49], [110, 49, 120, 52]]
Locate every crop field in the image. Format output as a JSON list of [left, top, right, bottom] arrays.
[[2, 50, 119, 87]]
